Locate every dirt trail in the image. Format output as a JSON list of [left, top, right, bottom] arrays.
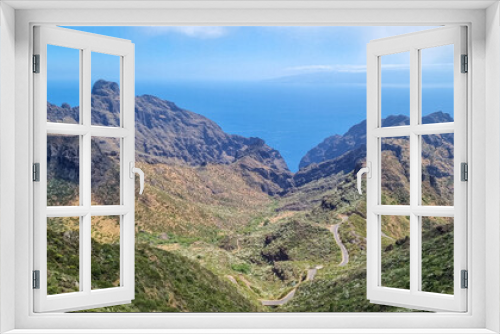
[[268, 211, 296, 224], [226, 273, 253, 290], [381, 231, 394, 240], [238, 274, 253, 289], [226, 275, 237, 284]]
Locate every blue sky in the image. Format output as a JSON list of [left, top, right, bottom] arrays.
[[56, 26, 453, 84]]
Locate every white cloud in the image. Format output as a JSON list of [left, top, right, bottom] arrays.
[[336, 65, 367, 73], [286, 65, 335, 72], [285, 62, 453, 75], [285, 64, 367, 74], [143, 26, 229, 39], [284, 59, 452, 79]]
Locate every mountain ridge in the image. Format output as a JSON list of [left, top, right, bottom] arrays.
[[45, 80, 456, 313], [48, 80, 454, 196], [48, 80, 293, 195], [299, 112, 453, 170]]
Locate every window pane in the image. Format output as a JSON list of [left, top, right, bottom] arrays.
[[381, 52, 410, 127], [421, 134, 454, 206], [421, 45, 454, 124], [47, 217, 80, 295], [381, 136, 410, 205], [47, 135, 80, 206], [381, 215, 410, 290], [47, 45, 80, 124], [91, 52, 121, 127], [91, 137, 120, 205], [91, 216, 121, 290], [421, 216, 454, 294]]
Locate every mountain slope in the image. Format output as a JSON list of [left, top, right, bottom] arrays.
[[47, 220, 262, 312], [299, 112, 453, 170], [47, 80, 293, 195], [298, 120, 367, 170], [46, 81, 456, 313], [279, 219, 453, 312], [294, 112, 454, 207]]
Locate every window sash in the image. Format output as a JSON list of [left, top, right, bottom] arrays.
[[32, 26, 136, 313], [366, 26, 468, 312]]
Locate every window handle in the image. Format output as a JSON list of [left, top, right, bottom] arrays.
[[356, 162, 371, 195], [129, 162, 145, 195]]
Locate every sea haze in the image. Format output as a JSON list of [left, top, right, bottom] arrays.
[[47, 80, 453, 172]]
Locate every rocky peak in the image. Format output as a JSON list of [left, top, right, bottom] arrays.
[[299, 112, 453, 170], [422, 111, 453, 124], [92, 79, 120, 97], [49, 80, 293, 195], [294, 111, 454, 192]]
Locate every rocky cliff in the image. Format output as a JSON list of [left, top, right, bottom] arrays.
[[47, 80, 293, 195], [294, 112, 454, 206], [298, 112, 452, 170]]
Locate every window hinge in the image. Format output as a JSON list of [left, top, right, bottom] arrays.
[[33, 163, 40, 182], [461, 162, 468, 181], [33, 54, 40, 73], [461, 54, 468, 73], [461, 270, 468, 289], [33, 270, 40, 289]]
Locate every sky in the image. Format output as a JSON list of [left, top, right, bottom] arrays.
[[48, 26, 454, 171], [53, 26, 454, 84]]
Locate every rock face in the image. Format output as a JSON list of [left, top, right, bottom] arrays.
[[294, 146, 366, 188], [47, 80, 292, 195], [47, 136, 80, 183], [298, 113, 448, 170], [298, 120, 367, 170], [294, 112, 454, 202], [47, 80, 454, 197], [134, 92, 289, 171], [46, 134, 121, 206]]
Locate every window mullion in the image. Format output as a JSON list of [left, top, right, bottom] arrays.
[[409, 47, 420, 294], [81, 48, 92, 294]]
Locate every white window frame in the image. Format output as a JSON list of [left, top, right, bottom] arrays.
[[33, 26, 136, 313], [365, 26, 468, 312], [1, 2, 499, 333]]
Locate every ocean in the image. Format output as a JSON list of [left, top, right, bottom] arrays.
[[47, 81, 453, 172]]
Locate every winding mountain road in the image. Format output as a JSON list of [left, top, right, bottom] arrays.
[[331, 216, 349, 266], [261, 289, 297, 306], [259, 215, 351, 306], [260, 265, 322, 306], [306, 269, 317, 281]]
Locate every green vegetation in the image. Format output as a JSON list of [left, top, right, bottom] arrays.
[[86, 242, 262, 312], [281, 268, 397, 312], [45, 88, 457, 313], [421, 217, 454, 294], [231, 263, 251, 274], [47, 217, 80, 295], [48, 221, 262, 312], [47, 154, 454, 313]]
